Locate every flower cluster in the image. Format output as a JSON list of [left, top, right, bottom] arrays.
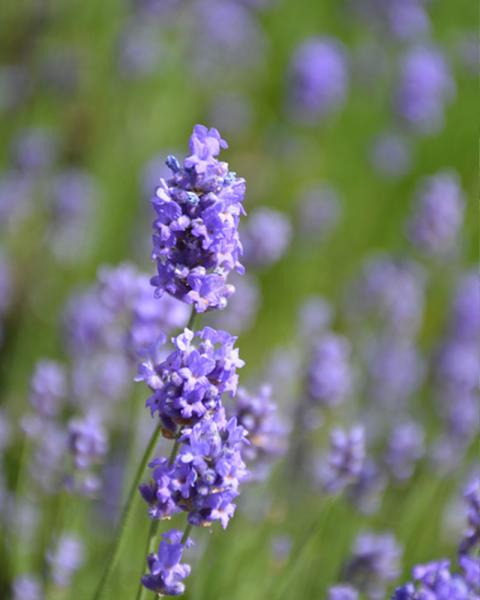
[[141, 530, 193, 596], [138, 327, 244, 436], [150, 124, 246, 312], [392, 560, 474, 599], [141, 414, 248, 528]]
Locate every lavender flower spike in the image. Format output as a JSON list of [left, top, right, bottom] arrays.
[[141, 529, 193, 596], [344, 531, 402, 599], [307, 333, 352, 408], [150, 124, 246, 312], [137, 326, 244, 436], [319, 426, 366, 493], [30, 360, 67, 419], [407, 170, 465, 257]]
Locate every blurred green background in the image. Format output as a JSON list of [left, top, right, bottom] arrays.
[[0, 0, 478, 598]]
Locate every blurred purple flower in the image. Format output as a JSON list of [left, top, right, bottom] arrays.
[[289, 36, 348, 121], [242, 207, 292, 268], [449, 271, 480, 341], [298, 184, 342, 238], [318, 426, 366, 493], [407, 171, 464, 256], [10, 128, 58, 174], [298, 296, 333, 338], [233, 384, 288, 478], [369, 132, 412, 179], [364, 335, 424, 409], [12, 575, 44, 600], [117, 19, 164, 79], [385, 421, 425, 481], [47, 534, 84, 587], [328, 585, 359, 600], [29, 360, 67, 419], [68, 413, 108, 470], [48, 168, 99, 263], [395, 45, 455, 134], [307, 333, 352, 408], [344, 531, 402, 600], [348, 255, 425, 336], [211, 273, 260, 334], [208, 92, 252, 137], [190, 0, 266, 81]]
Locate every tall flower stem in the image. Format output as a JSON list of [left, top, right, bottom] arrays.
[[181, 523, 192, 545], [92, 425, 162, 600], [135, 520, 160, 600], [187, 309, 198, 331]]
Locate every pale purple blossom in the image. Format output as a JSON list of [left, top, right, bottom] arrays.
[[289, 37, 348, 121], [30, 360, 67, 419], [407, 171, 464, 256], [370, 132, 412, 179], [141, 529, 193, 596], [318, 426, 366, 493], [395, 45, 455, 134], [12, 575, 44, 600], [298, 184, 342, 238], [241, 207, 292, 268], [47, 534, 84, 587], [344, 531, 402, 599], [307, 333, 352, 408]]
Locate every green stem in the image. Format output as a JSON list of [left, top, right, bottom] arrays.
[[187, 309, 198, 330], [135, 520, 160, 600], [92, 425, 162, 600], [181, 523, 192, 545]]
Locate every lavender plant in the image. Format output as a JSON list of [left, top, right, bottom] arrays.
[[92, 124, 250, 599]]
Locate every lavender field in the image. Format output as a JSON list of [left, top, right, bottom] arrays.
[[0, 1, 478, 599]]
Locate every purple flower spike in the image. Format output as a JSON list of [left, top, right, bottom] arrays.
[[385, 421, 425, 481], [150, 124, 246, 312], [344, 531, 402, 599], [348, 255, 425, 336], [289, 36, 348, 121], [30, 360, 67, 418], [141, 529, 192, 596], [319, 426, 366, 493], [47, 534, 84, 587], [142, 416, 248, 529], [68, 413, 108, 470], [407, 170, 465, 257], [328, 585, 359, 600], [137, 327, 244, 435], [241, 207, 292, 268], [393, 559, 474, 599], [12, 575, 43, 600], [459, 477, 480, 558], [307, 333, 352, 408], [233, 384, 288, 478], [395, 45, 455, 134]]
